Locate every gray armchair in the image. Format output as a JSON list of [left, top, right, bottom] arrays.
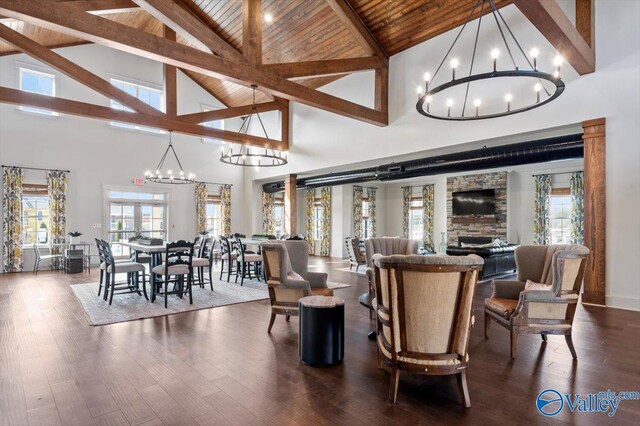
[[484, 245, 589, 359], [282, 240, 332, 294], [365, 238, 419, 294]]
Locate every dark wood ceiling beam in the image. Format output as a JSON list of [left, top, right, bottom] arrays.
[[513, 0, 595, 75], [163, 25, 177, 117], [0, 86, 284, 148], [263, 56, 383, 78], [60, 0, 138, 14], [131, 0, 245, 60], [325, 0, 388, 63], [0, 24, 163, 116], [374, 66, 388, 116], [179, 101, 283, 124], [0, 0, 387, 126], [575, 0, 594, 48], [242, 0, 262, 65]]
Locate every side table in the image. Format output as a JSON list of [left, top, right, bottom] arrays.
[[299, 295, 345, 366]]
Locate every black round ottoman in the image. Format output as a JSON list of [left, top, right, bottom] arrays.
[[299, 295, 345, 366]]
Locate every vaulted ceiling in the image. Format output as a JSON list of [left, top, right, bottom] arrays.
[[0, 0, 513, 107]]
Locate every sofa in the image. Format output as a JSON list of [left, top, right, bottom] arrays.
[[446, 236, 517, 279]]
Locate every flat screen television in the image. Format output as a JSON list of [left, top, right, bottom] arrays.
[[452, 189, 496, 216]]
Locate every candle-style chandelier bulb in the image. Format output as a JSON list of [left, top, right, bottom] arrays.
[[423, 72, 431, 82], [450, 58, 459, 80]]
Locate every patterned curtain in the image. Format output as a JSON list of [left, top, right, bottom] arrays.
[[320, 187, 331, 256], [48, 170, 67, 269], [353, 186, 363, 238], [422, 184, 435, 251], [262, 191, 275, 234], [367, 187, 377, 238], [533, 174, 552, 245], [195, 182, 208, 234], [305, 190, 315, 252], [570, 171, 584, 244], [402, 186, 412, 238], [2, 167, 24, 272], [220, 184, 232, 236]]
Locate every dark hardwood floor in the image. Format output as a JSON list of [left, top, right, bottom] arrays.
[[1, 258, 639, 425]]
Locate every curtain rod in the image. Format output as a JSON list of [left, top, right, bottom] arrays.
[[532, 171, 582, 177], [199, 181, 232, 186], [2, 165, 70, 173]]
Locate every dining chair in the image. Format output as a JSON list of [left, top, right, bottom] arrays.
[[235, 237, 262, 286], [32, 244, 63, 275], [151, 240, 195, 308], [96, 239, 130, 297], [100, 240, 147, 305], [219, 236, 238, 282], [192, 237, 214, 290]]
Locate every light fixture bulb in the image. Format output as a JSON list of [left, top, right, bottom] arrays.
[[534, 83, 542, 92], [416, 85, 423, 94], [530, 47, 539, 58], [491, 48, 500, 59], [474, 98, 482, 107], [446, 99, 454, 107], [180, 170, 184, 175], [425, 96, 432, 104], [505, 93, 513, 102], [167, 169, 172, 174], [554, 70, 560, 78], [423, 71, 431, 82], [450, 58, 459, 69], [264, 13, 273, 23], [553, 55, 564, 66]]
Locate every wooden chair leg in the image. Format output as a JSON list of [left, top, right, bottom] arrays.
[[510, 328, 518, 360], [219, 260, 225, 280], [376, 348, 383, 370], [541, 333, 548, 342], [209, 265, 214, 291], [484, 310, 490, 340], [285, 315, 290, 322], [108, 274, 115, 305], [456, 370, 471, 408], [565, 334, 577, 359], [188, 273, 193, 305], [388, 367, 400, 404], [164, 280, 169, 309], [267, 313, 276, 333]]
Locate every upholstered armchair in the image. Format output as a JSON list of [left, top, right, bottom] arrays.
[[261, 242, 333, 333], [484, 245, 589, 360], [282, 240, 333, 296], [345, 237, 366, 272], [365, 237, 419, 295], [373, 254, 484, 406]]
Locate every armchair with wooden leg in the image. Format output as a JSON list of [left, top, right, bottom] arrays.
[[484, 245, 589, 360], [373, 254, 483, 406]]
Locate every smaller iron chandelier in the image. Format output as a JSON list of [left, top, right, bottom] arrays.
[[416, 0, 565, 121], [220, 85, 288, 167], [144, 131, 196, 184]]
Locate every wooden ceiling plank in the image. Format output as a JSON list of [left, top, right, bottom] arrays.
[[0, 24, 163, 116], [575, 0, 594, 48], [132, 0, 245, 61], [0, 86, 284, 148], [264, 56, 382, 78], [325, 0, 388, 62], [242, 0, 262, 65], [513, 0, 595, 75], [0, 0, 387, 126], [179, 100, 282, 123]]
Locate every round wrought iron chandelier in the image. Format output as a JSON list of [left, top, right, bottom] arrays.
[[416, 0, 565, 121], [144, 131, 196, 184], [220, 85, 288, 167]]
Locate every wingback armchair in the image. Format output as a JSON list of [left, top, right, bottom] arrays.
[[373, 254, 484, 406], [261, 242, 333, 333], [484, 245, 589, 359], [282, 240, 332, 296], [365, 238, 419, 292]]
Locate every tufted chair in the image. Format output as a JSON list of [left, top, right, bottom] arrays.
[[365, 238, 419, 301], [484, 245, 589, 360], [373, 254, 484, 406], [261, 242, 333, 333]]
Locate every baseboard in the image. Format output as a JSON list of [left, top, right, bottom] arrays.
[[605, 295, 640, 312]]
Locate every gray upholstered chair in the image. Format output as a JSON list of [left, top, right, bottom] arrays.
[[484, 245, 589, 360], [261, 242, 333, 333], [373, 254, 484, 406], [345, 237, 366, 272], [365, 237, 419, 299]]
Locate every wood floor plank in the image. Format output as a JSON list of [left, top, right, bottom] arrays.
[[49, 379, 96, 426]]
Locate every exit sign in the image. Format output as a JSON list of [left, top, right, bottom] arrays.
[[134, 178, 145, 186]]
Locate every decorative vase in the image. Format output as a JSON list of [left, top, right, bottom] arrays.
[[439, 232, 447, 254]]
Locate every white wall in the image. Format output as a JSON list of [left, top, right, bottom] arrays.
[[248, 1, 640, 310], [0, 44, 246, 270]]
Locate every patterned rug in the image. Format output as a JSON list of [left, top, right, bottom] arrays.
[[334, 266, 367, 276], [71, 277, 349, 326]]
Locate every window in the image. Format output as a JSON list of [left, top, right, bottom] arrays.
[[19, 68, 58, 116], [408, 198, 423, 241], [21, 184, 50, 245], [105, 190, 167, 257], [206, 195, 222, 237], [201, 105, 225, 143], [110, 78, 164, 133], [274, 203, 285, 238], [550, 188, 572, 244], [314, 205, 323, 240], [362, 199, 371, 238]]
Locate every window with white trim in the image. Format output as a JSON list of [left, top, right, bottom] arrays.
[[19, 68, 58, 116], [408, 198, 424, 241], [21, 184, 50, 245], [109, 78, 164, 133], [550, 188, 573, 244], [206, 194, 222, 237]]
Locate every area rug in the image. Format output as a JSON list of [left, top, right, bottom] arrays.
[[71, 278, 350, 326], [334, 266, 366, 276]]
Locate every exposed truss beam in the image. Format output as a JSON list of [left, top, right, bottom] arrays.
[[163, 25, 177, 117], [513, 0, 595, 75], [179, 101, 283, 124], [325, 0, 388, 63], [264, 57, 383, 79], [0, 87, 285, 148], [131, 0, 244, 60], [61, 0, 138, 14], [0, 24, 163, 116], [242, 0, 262, 65], [0, 0, 387, 126], [575, 0, 594, 48], [374, 67, 388, 117]]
